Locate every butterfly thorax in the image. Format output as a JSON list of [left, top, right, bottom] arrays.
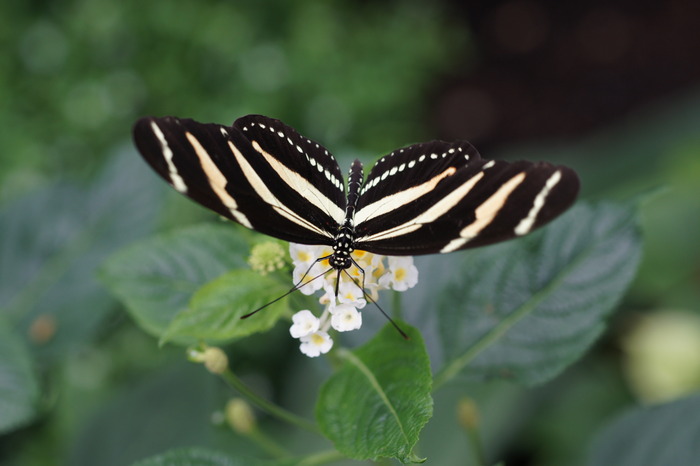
[[328, 160, 364, 270]]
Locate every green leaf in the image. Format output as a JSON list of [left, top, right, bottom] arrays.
[[0, 150, 162, 359], [587, 395, 700, 465], [162, 269, 288, 344], [132, 447, 251, 466], [316, 323, 433, 463], [68, 362, 262, 465], [434, 201, 642, 387], [0, 319, 40, 434], [100, 224, 250, 339]]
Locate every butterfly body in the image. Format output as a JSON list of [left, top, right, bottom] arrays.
[[133, 114, 579, 266], [328, 159, 364, 270]]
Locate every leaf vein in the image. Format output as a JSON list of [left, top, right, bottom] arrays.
[[340, 349, 410, 444]]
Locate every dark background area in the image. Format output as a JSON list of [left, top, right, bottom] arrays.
[[435, 0, 700, 148]]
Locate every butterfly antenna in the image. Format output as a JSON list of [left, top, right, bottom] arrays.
[[241, 260, 331, 319], [341, 269, 409, 340]]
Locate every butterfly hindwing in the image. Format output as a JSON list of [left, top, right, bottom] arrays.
[[133, 116, 344, 245]]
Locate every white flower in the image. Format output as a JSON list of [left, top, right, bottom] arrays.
[[290, 244, 323, 266], [344, 261, 374, 289], [379, 256, 419, 291], [330, 304, 362, 332], [335, 280, 367, 309], [289, 310, 319, 338], [289, 244, 335, 295], [350, 249, 376, 269], [299, 331, 333, 357], [370, 257, 389, 289], [292, 261, 327, 295], [286, 243, 419, 357]]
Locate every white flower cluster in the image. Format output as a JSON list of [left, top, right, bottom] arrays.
[[288, 243, 419, 357]]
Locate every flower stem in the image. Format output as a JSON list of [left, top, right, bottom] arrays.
[[246, 426, 291, 458], [391, 290, 403, 319], [458, 397, 487, 466], [466, 424, 487, 466], [219, 368, 318, 433]]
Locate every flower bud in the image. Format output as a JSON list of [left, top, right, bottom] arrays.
[[457, 397, 480, 431], [203, 347, 228, 374], [248, 241, 286, 275], [188, 345, 228, 374], [623, 311, 700, 402], [225, 398, 256, 434]]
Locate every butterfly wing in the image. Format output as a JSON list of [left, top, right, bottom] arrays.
[[133, 115, 346, 245], [353, 140, 579, 255]]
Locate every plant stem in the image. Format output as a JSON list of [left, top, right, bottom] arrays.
[[458, 397, 487, 466], [296, 449, 346, 466], [391, 290, 403, 319], [219, 368, 318, 433], [247, 426, 291, 458], [466, 425, 487, 466]]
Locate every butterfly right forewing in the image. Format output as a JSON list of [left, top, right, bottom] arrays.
[[133, 116, 345, 246]]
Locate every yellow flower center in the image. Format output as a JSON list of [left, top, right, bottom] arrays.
[[373, 263, 385, 279], [310, 333, 325, 345], [395, 268, 406, 282]]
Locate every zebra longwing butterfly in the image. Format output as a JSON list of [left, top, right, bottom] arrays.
[[133, 115, 579, 272]]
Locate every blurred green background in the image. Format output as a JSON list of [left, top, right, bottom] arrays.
[[1, 0, 699, 465]]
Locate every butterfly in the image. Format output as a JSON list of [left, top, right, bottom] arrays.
[[133, 114, 579, 276]]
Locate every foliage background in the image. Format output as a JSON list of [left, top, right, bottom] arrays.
[[1, 0, 700, 465]]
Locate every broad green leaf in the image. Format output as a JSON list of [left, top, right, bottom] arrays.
[[132, 447, 251, 466], [0, 150, 161, 359], [587, 395, 700, 466], [100, 224, 250, 339], [0, 320, 40, 434], [316, 323, 432, 463], [434, 202, 641, 387], [68, 362, 261, 466], [162, 269, 288, 344]]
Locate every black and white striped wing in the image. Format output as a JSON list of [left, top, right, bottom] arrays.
[[133, 115, 346, 246], [353, 141, 579, 255]]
